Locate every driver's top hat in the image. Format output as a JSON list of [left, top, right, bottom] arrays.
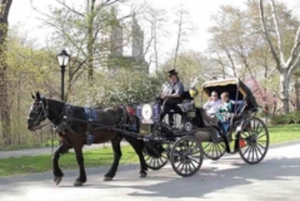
[[168, 69, 178, 76]]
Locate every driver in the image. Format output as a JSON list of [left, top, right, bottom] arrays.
[[159, 69, 184, 127]]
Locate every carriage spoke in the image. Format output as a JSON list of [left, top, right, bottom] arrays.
[[190, 160, 197, 170], [255, 124, 263, 134], [179, 163, 185, 173], [190, 156, 200, 163], [257, 133, 266, 140], [241, 131, 251, 139], [257, 142, 267, 150], [188, 163, 193, 173], [251, 146, 255, 162], [254, 145, 260, 161], [191, 149, 201, 155], [246, 146, 253, 161], [184, 163, 188, 174], [254, 144, 263, 156], [203, 142, 212, 150], [242, 144, 251, 157], [216, 143, 223, 156]]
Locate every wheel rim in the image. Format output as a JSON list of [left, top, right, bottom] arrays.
[[239, 118, 269, 164], [171, 137, 203, 177], [202, 141, 226, 160]]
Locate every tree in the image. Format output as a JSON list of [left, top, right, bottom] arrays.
[[172, 8, 193, 69], [142, 7, 168, 74], [259, 0, 300, 113], [33, 0, 127, 92], [0, 0, 12, 145], [159, 50, 212, 87]]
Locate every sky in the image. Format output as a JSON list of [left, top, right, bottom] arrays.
[[8, 0, 300, 73]]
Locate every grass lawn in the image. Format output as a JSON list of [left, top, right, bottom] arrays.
[[0, 146, 138, 177], [0, 124, 299, 177], [268, 124, 300, 144]]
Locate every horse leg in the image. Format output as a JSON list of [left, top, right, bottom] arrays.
[[73, 144, 87, 186], [125, 135, 148, 178], [103, 134, 123, 181], [53, 142, 71, 185]]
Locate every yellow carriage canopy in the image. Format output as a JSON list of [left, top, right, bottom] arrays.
[[200, 78, 259, 109]]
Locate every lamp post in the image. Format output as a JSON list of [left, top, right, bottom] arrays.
[[57, 50, 70, 101]]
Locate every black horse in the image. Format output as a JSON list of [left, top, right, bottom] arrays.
[[27, 92, 148, 186]]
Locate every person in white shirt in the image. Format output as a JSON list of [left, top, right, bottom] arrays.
[[203, 91, 222, 116]]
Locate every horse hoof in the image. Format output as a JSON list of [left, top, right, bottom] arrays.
[[103, 177, 112, 181], [54, 177, 62, 186], [140, 173, 147, 178], [73, 180, 83, 187]]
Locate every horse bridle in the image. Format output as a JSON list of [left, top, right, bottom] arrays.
[[29, 98, 66, 129], [27, 98, 51, 130]]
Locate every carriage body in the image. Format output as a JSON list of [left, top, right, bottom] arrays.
[[140, 78, 269, 177]]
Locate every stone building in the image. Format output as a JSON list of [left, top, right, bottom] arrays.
[[107, 13, 149, 73]]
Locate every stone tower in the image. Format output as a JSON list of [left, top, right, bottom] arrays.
[[131, 13, 144, 60], [110, 18, 123, 57]]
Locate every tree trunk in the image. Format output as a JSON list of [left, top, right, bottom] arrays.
[[279, 71, 290, 113], [293, 73, 300, 110], [0, 0, 12, 146], [173, 9, 184, 69], [87, 0, 95, 82]]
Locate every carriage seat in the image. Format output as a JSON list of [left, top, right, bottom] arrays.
[[198, 108, 219, 127], [169, 91, 195, 114]]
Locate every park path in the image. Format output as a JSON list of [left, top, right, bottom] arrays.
[[0, 142, 299, 201], [0, 141, 128, 159]]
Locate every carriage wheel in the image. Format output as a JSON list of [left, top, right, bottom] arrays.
[[143, 144, 168, 170], [238, 117, 269, 164], [170, 136, 204, 177], [202, 141, 226, 161]]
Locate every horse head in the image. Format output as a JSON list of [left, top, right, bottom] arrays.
[[27, 92, 49, 131]]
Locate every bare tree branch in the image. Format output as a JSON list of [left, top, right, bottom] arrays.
[[259, 0, 281, 68], [56, 0, 86, 18], [269, 0, 285, 63], [287, 26, 300, 67]]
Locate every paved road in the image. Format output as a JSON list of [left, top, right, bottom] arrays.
[[0, 142, 299, 201]]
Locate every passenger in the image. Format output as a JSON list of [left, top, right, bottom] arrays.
[[216, 92, 233, 134], [159, 69, 184, 127], [216, 92, 233, 121], [203, 91, 222, 116]]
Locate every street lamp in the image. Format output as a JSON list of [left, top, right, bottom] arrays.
[[57, 49, 70, 101]]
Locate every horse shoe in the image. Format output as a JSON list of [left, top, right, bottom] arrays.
[[139, 173, 147, 178], [73, 180, 83, 187], [103, 176, 113, 181], [54, 176, 62, 186]]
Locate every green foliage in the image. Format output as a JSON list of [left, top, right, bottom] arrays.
[[270, 111, 300, 125], [70, 68, 164, 107]]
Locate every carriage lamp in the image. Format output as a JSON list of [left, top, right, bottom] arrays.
[[57, 49, 70, 101]]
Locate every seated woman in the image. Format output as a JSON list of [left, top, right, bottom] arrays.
[[216, 92, 233, 134]]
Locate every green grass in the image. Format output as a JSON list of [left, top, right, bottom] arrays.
[[0, 139, 61, 151], [0, 124, 300, 177], [0, 145, 138, 177], [268, 124, 300, 144]]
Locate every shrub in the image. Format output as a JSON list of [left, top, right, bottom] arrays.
[[270, 111, 300, 125]]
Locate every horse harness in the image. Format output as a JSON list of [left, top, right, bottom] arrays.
[[53, 103, 137, 145]]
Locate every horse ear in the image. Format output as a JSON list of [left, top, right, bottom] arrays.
[[36, 92, 41, 100], [31, 93, 35, 99]]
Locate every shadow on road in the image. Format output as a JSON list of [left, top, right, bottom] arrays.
[[80, 156, 300, 199]]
